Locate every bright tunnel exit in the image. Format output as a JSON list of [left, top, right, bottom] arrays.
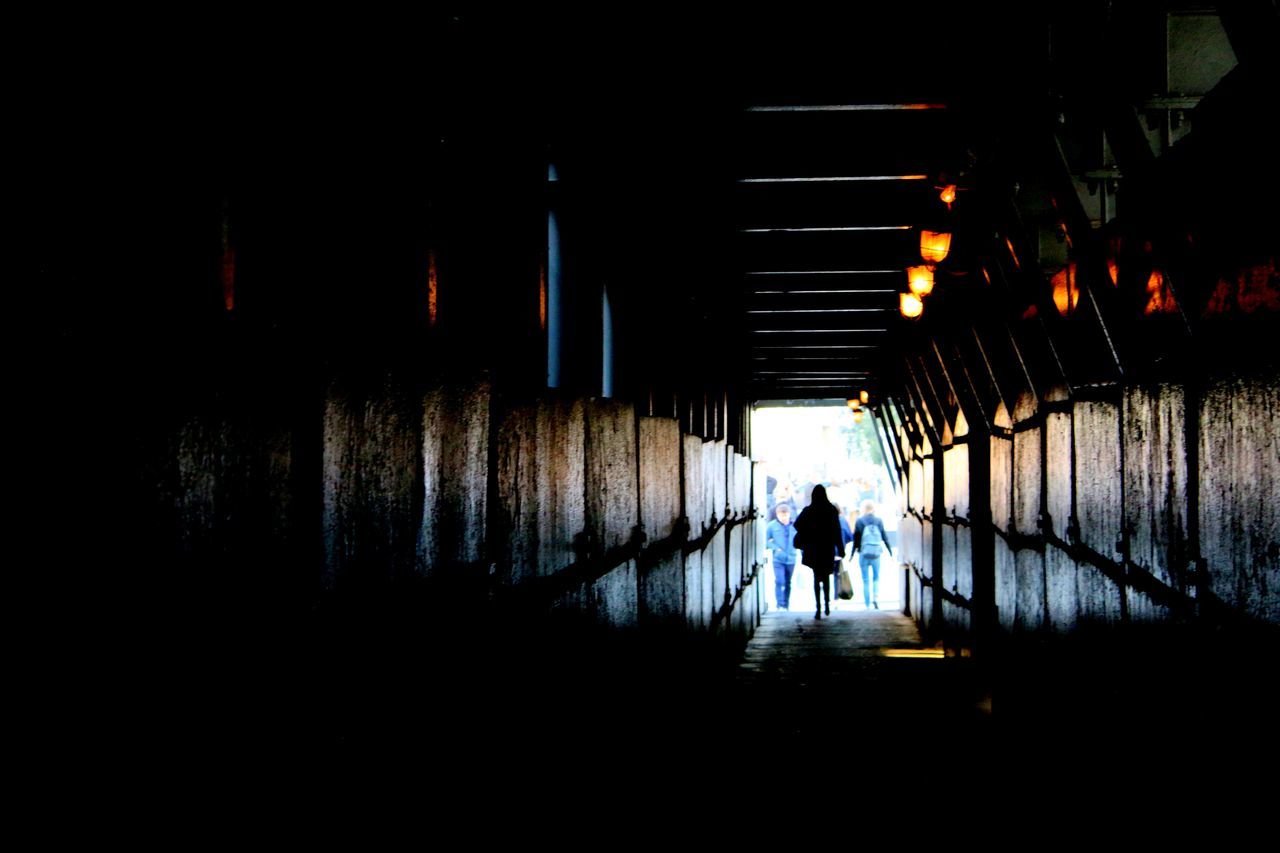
[[752, 402, 902, 616]]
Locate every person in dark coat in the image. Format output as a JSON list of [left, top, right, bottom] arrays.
[[793, 484, 844, 620]]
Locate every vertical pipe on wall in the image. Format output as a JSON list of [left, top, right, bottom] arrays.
[[547, 164, 562, 389], [601, 283, 614, 397]]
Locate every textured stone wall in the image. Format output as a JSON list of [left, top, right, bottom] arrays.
[[585, 399, 638, 556], [1123, 385, 1185, 622], [323, 373, 424, 588], [1200, 376, 1280, 624], [420, 378, 491, 573], [639, 417, 681, 542], [893, 369, 1280, 644]]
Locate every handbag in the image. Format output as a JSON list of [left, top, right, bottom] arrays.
[[837, 567, 854, 600]]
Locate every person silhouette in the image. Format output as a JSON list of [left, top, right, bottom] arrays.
[[793, 484, 843, 620]]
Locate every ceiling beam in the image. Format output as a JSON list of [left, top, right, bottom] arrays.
[[745, 104, 948, 112]]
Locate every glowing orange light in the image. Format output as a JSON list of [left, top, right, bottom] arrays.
[[1143, 269, 1179, 315], [427, 249, 440, 327], [920, 229, 952, 264], [1005, 236, 1020, 270], [1051, 262, 1079, 316], [853, 410, 865, 424], [847, 398, 859, 409], [907, 265, 935, 297], [860, 390, 870, 404], [900, 292, 924, 319], [538, 259, 548, 331], [940, 184, 957, 205], [1106, 258, 1119, 287]]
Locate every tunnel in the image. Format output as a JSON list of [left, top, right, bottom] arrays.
[[23, 4, 1280, 788]]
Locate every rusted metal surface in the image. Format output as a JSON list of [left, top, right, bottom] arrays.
[[1199, 376, 1280, 623], [323, 377, 421, 586], [1123, 385, 1187, 596], [421, 378, 490, 571], [585, 399, 639, 555], [638, 416, 681, 542], [1073, 401, 1123, 563]]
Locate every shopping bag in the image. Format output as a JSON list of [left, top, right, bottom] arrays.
[[837, 567, 854, 600]]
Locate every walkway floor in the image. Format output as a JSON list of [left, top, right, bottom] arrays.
[[732, 608, 991, 761]]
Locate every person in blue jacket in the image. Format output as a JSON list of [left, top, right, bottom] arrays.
[[766, 503, 798, 610], [853, 500, 893, 609]]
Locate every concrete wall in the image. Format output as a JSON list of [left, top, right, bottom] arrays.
[[890, 371, 1280, 646], [323, 373, 424, 587], [1200, 376, 1280, 624]]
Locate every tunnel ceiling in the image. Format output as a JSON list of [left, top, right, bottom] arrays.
[[725, 13, 1040, 405], [735, 105, 965, 402]]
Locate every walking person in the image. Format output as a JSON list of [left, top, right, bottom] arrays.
[[766, 503, 798, 610], [853, 500, 893, 609], [793, 485, 844, 620]]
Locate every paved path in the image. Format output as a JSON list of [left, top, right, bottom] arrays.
[[732, 609, 990, 760]]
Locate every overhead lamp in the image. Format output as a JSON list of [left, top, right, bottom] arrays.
[[900, 292, 924, 319], [920, 229, 952, 264], [907, 265, 935, 297], [1051, 263, 1079, 316], [846, 398, 860, 410], [860, 390, 870, 404]]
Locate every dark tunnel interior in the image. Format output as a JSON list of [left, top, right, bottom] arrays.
[[17, 4, 1280, 795]]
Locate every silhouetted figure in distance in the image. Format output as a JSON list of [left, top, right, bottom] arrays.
[[793, 484, 844, 620]]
